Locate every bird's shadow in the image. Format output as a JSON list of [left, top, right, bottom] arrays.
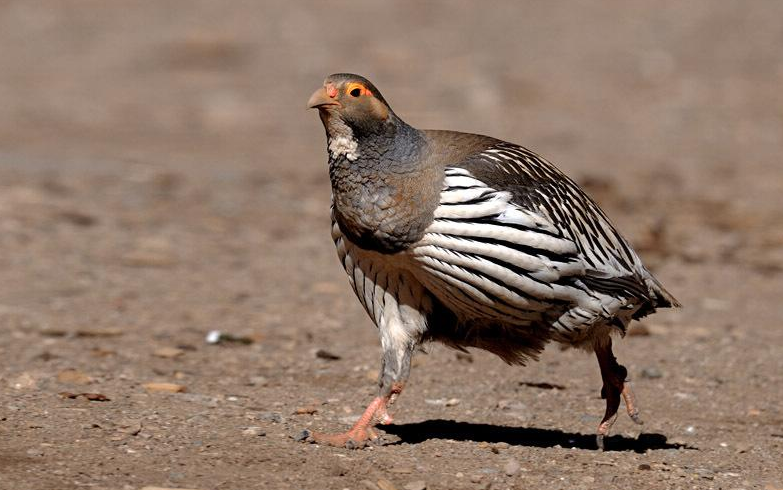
[[382, 419, 694, 453]]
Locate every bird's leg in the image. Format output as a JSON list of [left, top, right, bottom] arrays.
[[594, 338, 642, 450], [306, 340, 415, 448]]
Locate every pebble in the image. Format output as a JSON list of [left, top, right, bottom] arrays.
[[116, 419, 143, 436], [504, 458, 521, 476], [424, 398, 460, 407], [205, 331, 253, 345], [9, 372, 38, 390], [241, 426, 266, 437], [258, 412, 284, 423], [315, 349, 341, 360], [293, 430, 310, 442], [142, 382, 187, 393], [294, 406, 318, 415], [403, 481, 426, 490], [470, 474, 483, 483], [640, 367, 663, 379]]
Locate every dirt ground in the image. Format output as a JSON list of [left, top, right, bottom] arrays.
[[1, 1, 782, 489]]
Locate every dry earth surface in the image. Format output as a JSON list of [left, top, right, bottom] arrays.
[[1, 1, 782, 489]]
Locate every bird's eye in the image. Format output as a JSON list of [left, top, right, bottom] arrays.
[[350, 87, 362, 97]]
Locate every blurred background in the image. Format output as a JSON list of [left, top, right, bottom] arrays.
[[1, 1, 782, 489]]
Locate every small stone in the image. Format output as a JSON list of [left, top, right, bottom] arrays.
[[424, 398, 460, 407], [205, 330, 253, 345], [293, 430, 310, 442], [154, 347, 185, 359], [58, 392, 110, 402], [205, 330, 222, 344], [116, 419, 143, 436], [504, 458, 521, 476], [142, 382, 187, 393], [294, 406, 318, 415], [258, 412, 283, 423], [638, 463, 652, 470], [734, 441, 752, 453], [315, 349, 341, 360], [9, 373, 38, 390], [470, 474, 483, 483], [403, 480, 426, 490], [26, 448, 44, 457], [377, 479, 398, 490], [242, 426, 265, 437], [640, 367, 663, 379]]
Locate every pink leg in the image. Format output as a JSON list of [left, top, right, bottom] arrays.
[[307, 383, 403, 448]]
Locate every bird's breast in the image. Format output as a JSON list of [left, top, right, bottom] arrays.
[[329, 160, 441, 254]]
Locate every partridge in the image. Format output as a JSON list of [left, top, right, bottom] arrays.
[[306, 73, 678, 449]]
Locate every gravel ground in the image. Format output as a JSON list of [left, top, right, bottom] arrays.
[[1, 1, 782, 489]]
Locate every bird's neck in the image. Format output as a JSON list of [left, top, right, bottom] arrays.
[[326, 115, 423, 169]]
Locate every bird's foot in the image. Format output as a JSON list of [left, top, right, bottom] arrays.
[[303, 426, 380, 449], [596, 381, 643, 450], [298, 396, 392, 449]]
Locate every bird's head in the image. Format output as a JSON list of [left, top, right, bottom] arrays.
[[307, 73, 395, 138]]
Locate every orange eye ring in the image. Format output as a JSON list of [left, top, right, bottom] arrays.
[[346, 83, 371, 98]]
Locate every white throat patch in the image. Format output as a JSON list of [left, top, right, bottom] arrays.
[[328, 135, 360, 161]]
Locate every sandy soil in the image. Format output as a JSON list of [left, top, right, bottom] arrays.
[[1, 1, 782, 489]]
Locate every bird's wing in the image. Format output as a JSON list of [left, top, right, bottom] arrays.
[[415, 139, 677, 317]]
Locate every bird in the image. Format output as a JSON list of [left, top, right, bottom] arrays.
[[305, 73, 679, 450]]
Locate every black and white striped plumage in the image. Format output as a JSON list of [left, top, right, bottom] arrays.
[[309, 73, 678, 448]]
